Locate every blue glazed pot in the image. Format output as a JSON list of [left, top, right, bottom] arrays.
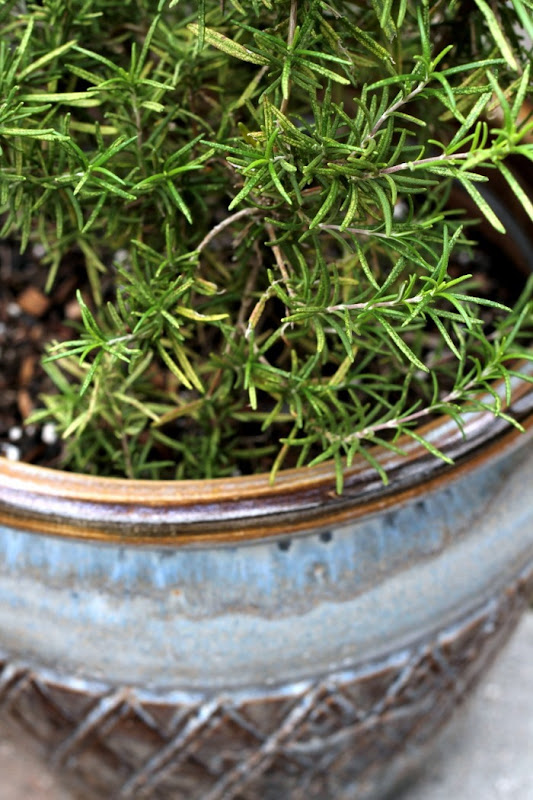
[[1, 173, 532, 799], [0, 373, 533, 800]]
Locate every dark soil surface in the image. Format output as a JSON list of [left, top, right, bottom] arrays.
[[0, 241, 86, 468]]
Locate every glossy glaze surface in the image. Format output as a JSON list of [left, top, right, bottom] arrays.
[[0, 179, 531, 796], [0, 433, 531, 691], [0, 434, 532, 799]]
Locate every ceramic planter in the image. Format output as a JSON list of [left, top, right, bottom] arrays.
[[0, 174, 533, 799], [0, 363, 533, 799]]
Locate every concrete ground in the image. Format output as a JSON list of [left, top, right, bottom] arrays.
[[397, 611, 533, 800], [0, 613, 531, 799]]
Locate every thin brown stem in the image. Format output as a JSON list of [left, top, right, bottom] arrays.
[[326, 295, 423, 313], [322, 384, 477, 446], [371, 151, 471, 176], [265, 221, 295, 296], [361, 81, 427, 147], [196, 208, 262, 253], [237, 246, 263, 333], [318, 224, 395, 240]]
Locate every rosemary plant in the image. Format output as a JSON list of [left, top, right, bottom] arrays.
[[1, 0, 533, 487]]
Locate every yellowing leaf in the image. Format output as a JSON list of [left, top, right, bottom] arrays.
[[188, 24, 268, 65]]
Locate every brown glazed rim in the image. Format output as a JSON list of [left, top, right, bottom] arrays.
[[0, 361, 532, 545], [1, 158, 532, 545]]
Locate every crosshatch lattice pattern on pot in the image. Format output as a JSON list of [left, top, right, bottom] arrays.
[[1, 566, 531, 800]]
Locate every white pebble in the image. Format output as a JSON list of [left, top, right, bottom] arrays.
[[7, 302, 21, 317], [114, 249, 129, 265], [393, 200, 408, 220], [1, 443, 20, 461], [33, 243, 47, 259], [8, 426, 23, 441], [456, 249, 471, 266], [41, 423, 58, 445]]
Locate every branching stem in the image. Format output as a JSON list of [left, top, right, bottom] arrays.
[[323, 386, 469, 445], [361, 80, 427, 146], [326, 295, 423, 313], [265, 221, 296, 296], [318, 224, 397, 239], [372, 151, 471, 176]]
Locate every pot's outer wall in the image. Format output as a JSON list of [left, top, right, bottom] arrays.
[[0, 438, 531, 692], [0, 116, 532, 800]]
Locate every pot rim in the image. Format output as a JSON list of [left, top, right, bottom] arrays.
[[2, 165, 533, 544], [0, 361, 532, 544]]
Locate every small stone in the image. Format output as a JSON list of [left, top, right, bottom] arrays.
[[65, 298, 82, 320], [1, 443, 20, 461], [16, 286, 51, 318], [456, 249, 472, 266], [8, 427, 23, 442], [17, 389, 33, 419], [19, 355, 36, 388], [32, 243, 46, 259], [29, 324, 44, 342], [393, 200, 408, 220], [41, 423, 57, 445], [114, 249, 129, 264], [7, 302, 21, 317]]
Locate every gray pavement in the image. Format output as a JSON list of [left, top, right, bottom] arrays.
[[397, 611, 533, 800], [0, 613, 531, 799]]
